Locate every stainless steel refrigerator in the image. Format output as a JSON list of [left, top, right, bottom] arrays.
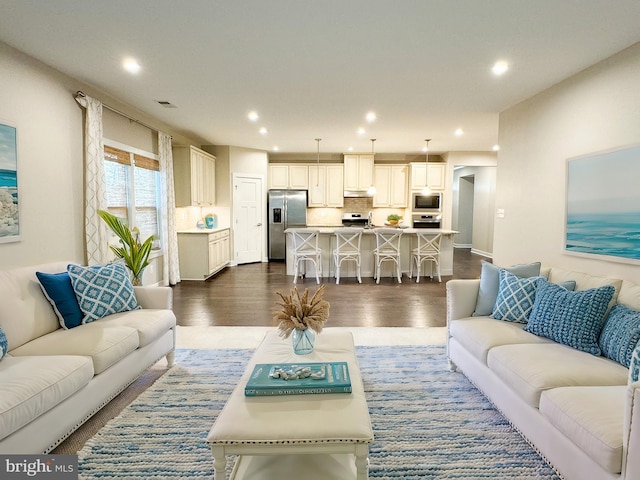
[[268, 189, 308, 260]]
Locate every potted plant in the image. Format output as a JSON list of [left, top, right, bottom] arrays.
[[387, 214, 402, 225], [97, 210, 153, 286]]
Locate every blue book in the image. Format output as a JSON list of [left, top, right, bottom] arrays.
[[244, 362, 352, 396]]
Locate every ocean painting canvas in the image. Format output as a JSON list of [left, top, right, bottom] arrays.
[[0, 123, 19, 243], [566, 144, 640, 263]]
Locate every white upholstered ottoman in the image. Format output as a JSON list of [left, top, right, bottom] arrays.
[[206, 329, 374, 480]]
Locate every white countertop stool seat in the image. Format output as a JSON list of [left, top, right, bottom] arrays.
[[409, 232, 442, 283], [373, 228, 403, 284], [291, 229, 322, 284], [332, 228, 364, 284]]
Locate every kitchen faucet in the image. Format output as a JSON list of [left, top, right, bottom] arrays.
[[367, 211, 373, 228]]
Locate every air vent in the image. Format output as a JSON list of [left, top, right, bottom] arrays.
[[156, 100, 177, 108]]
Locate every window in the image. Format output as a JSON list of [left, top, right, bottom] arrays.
[[104, 143, 161, 249]]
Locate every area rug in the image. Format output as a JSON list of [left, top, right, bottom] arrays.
[[78, 346, 559, 479]]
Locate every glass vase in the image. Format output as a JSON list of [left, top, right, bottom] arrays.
[[291, 328, 315, 355]]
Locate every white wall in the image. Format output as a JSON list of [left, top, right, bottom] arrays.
[[0, 41, 204, 270], [0, 43, 85, 267], [495, 42, 640, 282]]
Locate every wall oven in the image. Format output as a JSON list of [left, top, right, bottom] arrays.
[[412, 192, 442, 212], [412, 214, 441, 229]]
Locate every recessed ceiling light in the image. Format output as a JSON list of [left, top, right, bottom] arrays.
[[492, 144, 500, 151], [259, 127, 268, 135], [348, 147, 354, 152], [122, 58, 141, 74], [492, 61, 509, 76], [357, 128, 366, 135], [366, 112, 377, 122], [248, 111, 259, 122], [273, 146, 279, 151], [455, 128, 464, 136]]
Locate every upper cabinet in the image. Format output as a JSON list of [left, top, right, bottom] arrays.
[[373, 165, 408, 208], [343, 154, 374, 191], [308, 164, 344, 208], [268, 165, 309, 190], [410, 162, 446, 191], [173, 145, 216, 207]]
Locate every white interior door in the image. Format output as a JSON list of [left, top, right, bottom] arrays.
[[233, 174, 264, 264]]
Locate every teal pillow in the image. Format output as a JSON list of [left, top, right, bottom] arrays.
[[491, 270, 544, 323], [36, 271, 84, 329], [0, 325, 7, 360], [67, 263, 140, 324], [599, 304, 640, 367], [524, 278, 615, 356], [473, 261, 542, 316]]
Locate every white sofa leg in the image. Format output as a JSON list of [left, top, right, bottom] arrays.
[[166, 349, 176, 367]]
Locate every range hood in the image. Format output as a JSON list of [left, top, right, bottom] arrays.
[[344, 190, 374, 198]]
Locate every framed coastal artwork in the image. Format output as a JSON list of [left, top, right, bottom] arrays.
[[0, 122, 19, 243], [565, 144, 640, 264]]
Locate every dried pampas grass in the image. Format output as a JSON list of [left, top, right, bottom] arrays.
[[273, 284, 330, 338]]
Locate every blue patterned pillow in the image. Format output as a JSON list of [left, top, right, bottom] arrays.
[[599, 304, 640, 367], [36, 271, 84, 329], [473, 261, 542, 316], [524, 278, 615, 356], [491, 270, 544, 323], [630, 347, 640, 383], [0, 325, 7, 360], [67, 263, 140, 324]]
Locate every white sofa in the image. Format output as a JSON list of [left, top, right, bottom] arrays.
[[0, 261, 176, 454], [447, 266, 640, 480]]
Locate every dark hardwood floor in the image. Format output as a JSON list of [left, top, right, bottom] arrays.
[[172, 249, 484, 327], [172, 248, 486, 328]]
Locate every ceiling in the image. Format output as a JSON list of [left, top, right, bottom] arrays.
[[1, 1, 640, 154]]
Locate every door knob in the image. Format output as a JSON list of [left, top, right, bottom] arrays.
[[257, 223, 263, 226]]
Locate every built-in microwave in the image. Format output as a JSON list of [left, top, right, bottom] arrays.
[[412, 192, 442, 212]]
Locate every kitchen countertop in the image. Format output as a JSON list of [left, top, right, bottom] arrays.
[[289, 226, 458, 235], [178, 227, 230, 234]]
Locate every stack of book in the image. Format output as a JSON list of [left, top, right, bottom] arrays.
[[244, 362, 352, 396]]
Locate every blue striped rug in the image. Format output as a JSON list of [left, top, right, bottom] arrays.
[[78, 346, 559, 479]]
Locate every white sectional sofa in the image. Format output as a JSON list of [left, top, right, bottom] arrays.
[[0, 261, 176, 454], [447, 264, 640, 480]]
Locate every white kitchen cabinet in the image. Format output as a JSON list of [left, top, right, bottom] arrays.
[[343, 154, 374, 191], [373, 165, 408, 207], [177, 228, 230, 280], [173, 145, 216, 207], [308, 164, 344, 207], [410, 162, 445, 191], [268, 165, 309, 190]]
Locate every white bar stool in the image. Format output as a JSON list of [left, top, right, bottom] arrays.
[[291, 229, 322, 284], [409, 232, 442, 282], [332, 228, 364, 284], [373, 228, 403, 284]]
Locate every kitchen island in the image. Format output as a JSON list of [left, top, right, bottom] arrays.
[[284, 227, 458, 281]]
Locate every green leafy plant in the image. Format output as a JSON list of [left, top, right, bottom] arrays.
[[97, 210, 153, 285], [387, 214, 402, 223]]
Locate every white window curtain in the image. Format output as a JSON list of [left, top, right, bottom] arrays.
[[159, 131, 181, 285], [75, 93, 109, 265]]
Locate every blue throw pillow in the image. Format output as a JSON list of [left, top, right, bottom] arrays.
[[491, 270, 544, 323], [0, 325, 8, 360], [524, 278, 615, 356], [599, 304, 640, 368], [36, 271, 84, 329], [67, 263, 140, 324], [473, 261, 542, 316]]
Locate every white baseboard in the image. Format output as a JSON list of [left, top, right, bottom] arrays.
[[471, 248, 493, 259]]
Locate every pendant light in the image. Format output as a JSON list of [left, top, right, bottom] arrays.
[[421, 139, 431, 195], [313, 138, 323, 197], [367, 138, 377, 196]]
